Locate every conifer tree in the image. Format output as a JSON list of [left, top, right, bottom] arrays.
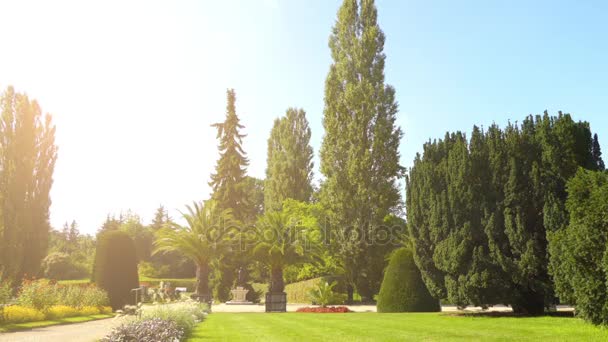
[[407, 112, 599, 314], [592, 133, 605, 170], [320, 0, 404, 301], [209, 89, 249, 221], [264, 108, 314, 211]]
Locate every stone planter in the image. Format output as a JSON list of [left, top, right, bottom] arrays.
[[265, 292, 287, 312]]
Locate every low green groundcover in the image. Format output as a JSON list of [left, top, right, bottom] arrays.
[[187, 312, 608, 341]]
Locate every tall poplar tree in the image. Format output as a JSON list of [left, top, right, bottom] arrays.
[[209, 89, 249, 220], [0, 86, 57, 280], [320, 0, 404, 301], [264, 108, 314, 211]]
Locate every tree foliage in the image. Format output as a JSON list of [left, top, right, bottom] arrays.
[[548, 169, 608, 325], [93, 230, 139, 309], [154, 200, 233, 300], [264, 108, 314, 211], [377, 247, 440, 313], [253, 210, 313, 293], [407, 112, 600, 314], [209, 89, 249, 221], [0, 86, 57, 281], [320, 0, 404, 301]]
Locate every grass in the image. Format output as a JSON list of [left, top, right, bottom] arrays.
[[187, 312, 608, 341], [0, 314, 113, 333]]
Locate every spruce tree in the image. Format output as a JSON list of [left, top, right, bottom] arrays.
[[0, 86, 57, 280], [209, 89, 249, 221], [209, 89, 251, 298], [320, 0, 404, 301], [264, 108, 314, 211]]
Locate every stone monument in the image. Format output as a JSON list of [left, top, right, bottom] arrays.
[[226, 267, 253, 305]]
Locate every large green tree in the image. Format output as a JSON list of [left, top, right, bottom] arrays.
[[209, 89, 249, 221], [407, 112, 599, 314], [0, 86, 57, 281], [320, 0, 404, 301], [264, 108, 314, 211], [547, 169, 608, 325]]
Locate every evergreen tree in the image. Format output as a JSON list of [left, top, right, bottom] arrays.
[[592, 133, 605, 170], [150, 205, 169, 231], [407, 112, 598, 314], [264, 108, 314, 211], [548, 169, 608, 325], [209, 89, 249, 221], [320, 0, 404, 301], [0, 86, 57, 280]]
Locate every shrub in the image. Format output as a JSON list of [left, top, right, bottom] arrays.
[[46, 305, 80, 320], [17, 279, 59, 311], [41, 252, 89, 280], [61, 284, 110, 308], [139, 301, 208, 335], [79, 306, 101, 316], [101, 318, 184, 342], [93, 231, 139, 310], [100, 306, 113, 314], [2, 305, 45, 323], [308, 281, 345, 307], [284, 276, 346, 304], [377, 248, 440, 313], [0, 278, 12, 305]]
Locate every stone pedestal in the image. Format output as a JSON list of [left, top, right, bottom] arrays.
[[265, 292, 287, 312], [226, 286, 253, 305]]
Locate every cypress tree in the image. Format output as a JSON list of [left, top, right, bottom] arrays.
[[0, 86, 57, 281], [264, 108, 313, 211], [592, 133, 605, 170], [209, 89, 249, 221], [93, 231, 139, 309], [320, 0, 404, 302]]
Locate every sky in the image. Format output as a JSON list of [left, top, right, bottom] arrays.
[[0, 0, 606, 234]]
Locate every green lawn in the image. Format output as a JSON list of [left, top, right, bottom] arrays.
[[187, 312, 608, 341], [0, 314, 113, 333]]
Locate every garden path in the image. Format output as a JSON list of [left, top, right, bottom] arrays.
[[0, 316, 126, 342]]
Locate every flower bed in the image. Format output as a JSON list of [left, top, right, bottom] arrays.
[[296, 306, 352, 313], [103, 301, 209, 341], [0, 279, 112, 325]]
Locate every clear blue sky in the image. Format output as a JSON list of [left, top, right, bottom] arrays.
[[0, 0, 606, 233]]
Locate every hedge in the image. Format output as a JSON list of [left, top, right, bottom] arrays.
[[284, 276, 346, 304], [377, 247, 440, 312]]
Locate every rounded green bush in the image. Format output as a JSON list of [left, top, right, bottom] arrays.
[[377, 247, 440, 312], [93, 231, 139, 309]]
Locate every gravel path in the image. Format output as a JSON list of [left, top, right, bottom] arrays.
[[0, 316, 126, 342]]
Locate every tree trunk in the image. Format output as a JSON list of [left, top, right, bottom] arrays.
[[346, 284, 354, 304], [195, 264, 210, 302], [511, 289, 545, 315], [269, 266, 284, 293]]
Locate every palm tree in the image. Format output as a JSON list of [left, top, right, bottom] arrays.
[[253, 211, 313, 293], [154, 200, 232, 302]]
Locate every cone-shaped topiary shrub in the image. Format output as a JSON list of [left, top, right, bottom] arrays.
[[377, 247, 440, 312], [93, 231, 139, 310]]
